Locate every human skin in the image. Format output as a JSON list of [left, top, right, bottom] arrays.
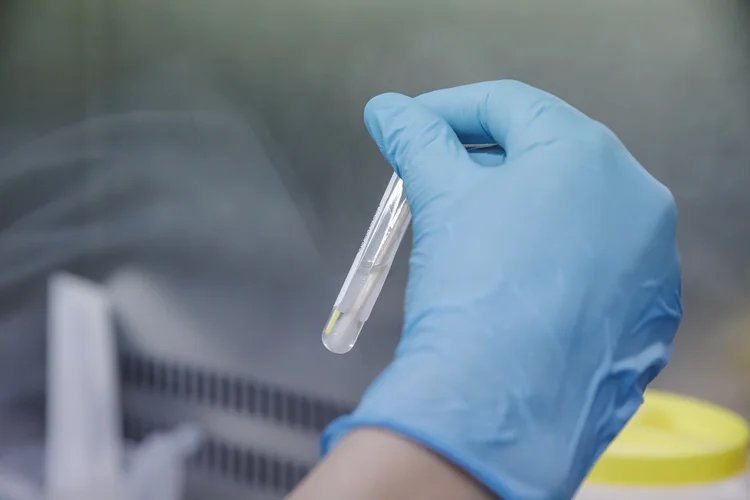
[[287, 428, 497, 500]]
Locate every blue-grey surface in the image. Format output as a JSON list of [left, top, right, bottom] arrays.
[[0, 0, 748, 497]]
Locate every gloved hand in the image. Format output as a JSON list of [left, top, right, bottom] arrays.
[[322, 81, 682, 500]]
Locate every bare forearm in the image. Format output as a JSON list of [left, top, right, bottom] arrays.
[[287, 429, 497, 500]]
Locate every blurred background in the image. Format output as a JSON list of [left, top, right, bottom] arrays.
[[0, 0, 748, 498]]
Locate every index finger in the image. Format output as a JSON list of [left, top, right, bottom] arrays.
[[415, 80, 592, 155]]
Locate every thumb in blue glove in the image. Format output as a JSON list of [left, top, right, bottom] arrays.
[[323, 81, 682, 500]]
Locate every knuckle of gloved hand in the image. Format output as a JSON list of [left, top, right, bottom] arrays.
[[655, 184, 679, 229], [579, 120, 621, 152], [491, 78, 531, 95], [560, 119, 630, 175], [658, 182, 678, 213], [489, 79, 558, 123]]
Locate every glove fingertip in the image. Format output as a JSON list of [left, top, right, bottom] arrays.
[[364, 92, 411, 114], [364, 93, 412, 151]]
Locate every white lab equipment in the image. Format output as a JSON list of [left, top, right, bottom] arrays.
[[322, 144, 496, 354], [0, 274, 203, 500], [575, 390, 749, 500], [125, 425, 203, 500], [46, 273, 123, 500]]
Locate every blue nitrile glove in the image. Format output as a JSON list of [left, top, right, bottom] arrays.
[[321, 81, 682, 500]]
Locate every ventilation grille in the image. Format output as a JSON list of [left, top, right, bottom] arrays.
[[120, 353, 352, 433], [123, 414, 312, 495]]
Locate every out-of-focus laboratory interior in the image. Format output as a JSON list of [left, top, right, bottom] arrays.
[[0, 0, 748, 498]]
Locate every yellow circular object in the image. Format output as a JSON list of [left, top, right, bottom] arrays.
[[587, 390, 749, 486]]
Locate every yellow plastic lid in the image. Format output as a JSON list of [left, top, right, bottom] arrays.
[[587, 390, 749, 486]]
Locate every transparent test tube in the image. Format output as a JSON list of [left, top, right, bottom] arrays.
[[322, 144, 495, 354]]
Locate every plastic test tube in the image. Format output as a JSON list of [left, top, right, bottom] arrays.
[[322, 144, 496, 354]]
